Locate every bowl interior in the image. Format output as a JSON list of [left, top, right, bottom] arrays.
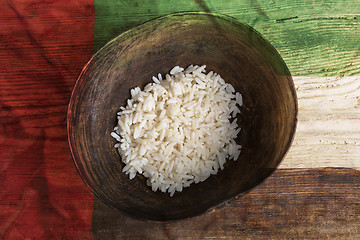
[[67, 12, 297, 221]]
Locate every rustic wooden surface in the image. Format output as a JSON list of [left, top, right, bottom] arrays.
[[93, 168, 360, 239], [94, 0, 360, 76], [280, 76, 360, 169], [0, 0, 95, 238], [1, 0, 360, 239], [91, 0, 360, 239]]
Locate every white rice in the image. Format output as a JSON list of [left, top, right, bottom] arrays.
[[111, 65, 243, 197]]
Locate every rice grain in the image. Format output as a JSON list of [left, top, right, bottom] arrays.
[[111, 65, 243, 196]]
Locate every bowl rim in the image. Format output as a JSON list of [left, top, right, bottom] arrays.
[[67, 11, 298, 222]]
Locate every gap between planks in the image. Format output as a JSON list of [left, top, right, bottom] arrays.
[[279, 76, 360, 169]]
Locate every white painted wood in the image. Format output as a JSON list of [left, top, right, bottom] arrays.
[[279, 76, 360, 169]]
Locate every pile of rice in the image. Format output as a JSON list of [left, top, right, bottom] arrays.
[[111, 65, 243, 197]]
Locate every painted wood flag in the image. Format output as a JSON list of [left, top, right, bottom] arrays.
[[1, 0, 359, 239]]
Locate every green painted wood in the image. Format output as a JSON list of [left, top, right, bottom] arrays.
[[94, 0, 360, 76]]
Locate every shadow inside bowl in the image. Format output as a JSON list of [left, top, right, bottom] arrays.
[[67, 12, 297, 221]]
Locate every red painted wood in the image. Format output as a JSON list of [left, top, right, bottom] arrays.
[[0, 0, 94, 238]]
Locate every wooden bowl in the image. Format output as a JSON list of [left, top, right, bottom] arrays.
[[67, 12, 297, 221]]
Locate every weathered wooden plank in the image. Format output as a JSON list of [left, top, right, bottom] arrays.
[[92, 168, 360, 239], [94, 0, 360, 76], [280, 76, 360, 169], [0, 1, 95, 238]]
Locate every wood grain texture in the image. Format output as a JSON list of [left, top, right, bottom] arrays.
[[280, 76, 360, 169], [92, 168, 360, 240], [93, 0, 360, 170], [0, 0, 94, 238], [90, 1, 360, 237], [94, 0, 360, 76], [0, 0, 358, 238]]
